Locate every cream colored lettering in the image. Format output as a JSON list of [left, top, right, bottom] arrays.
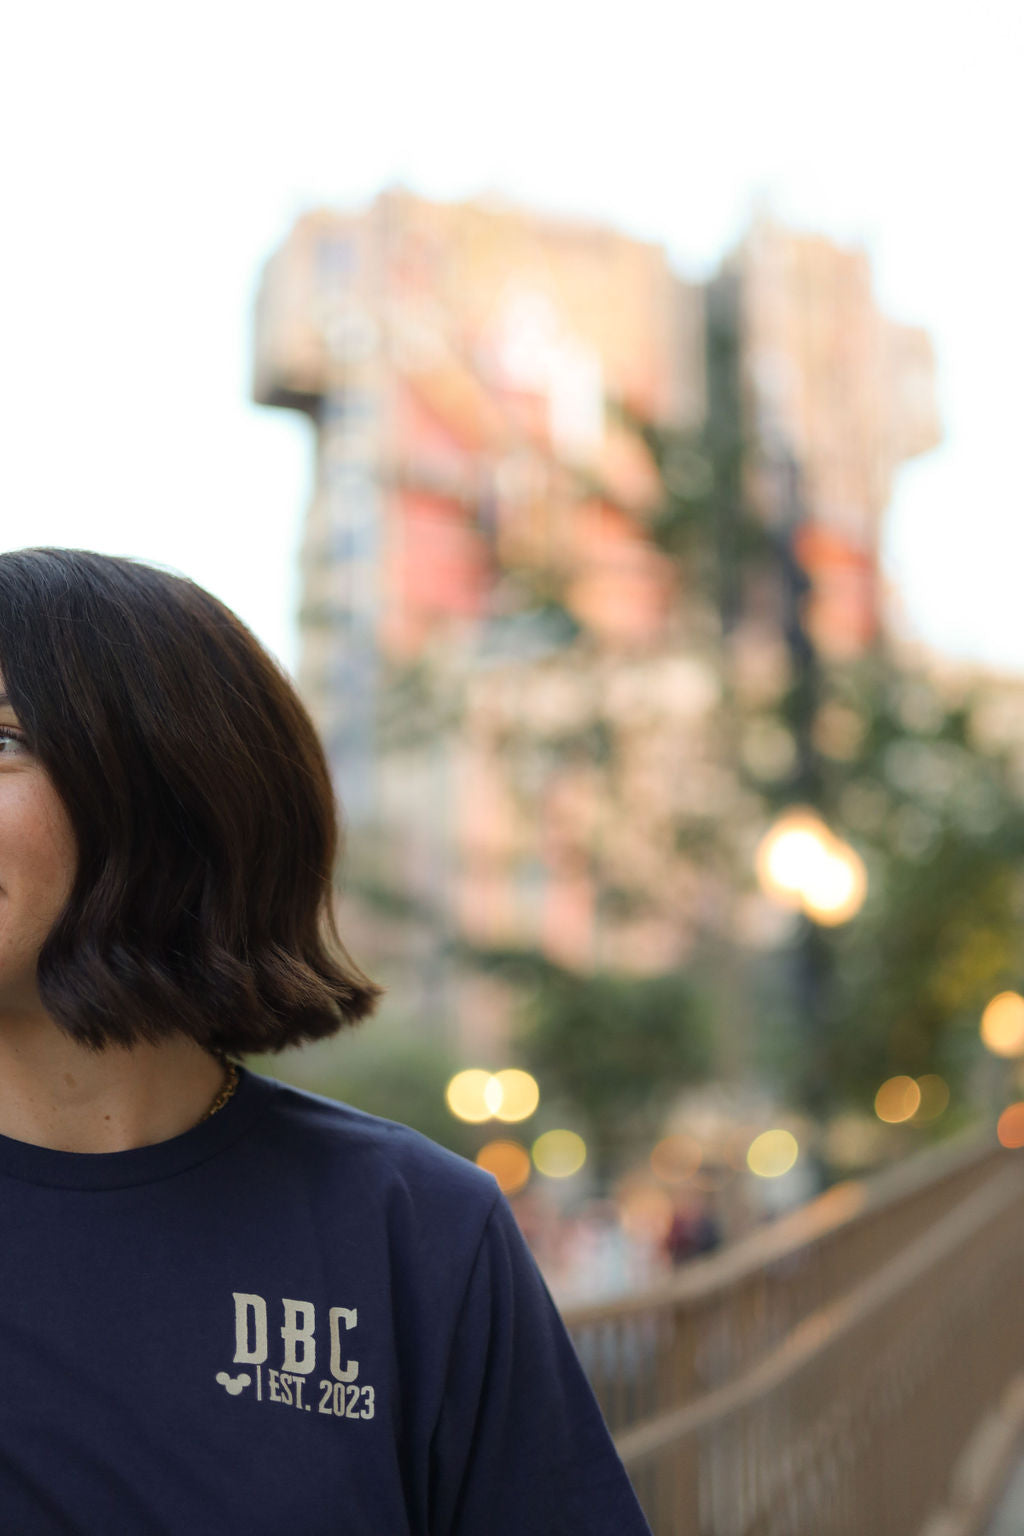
[[328, 1306, 359, 1384], [266, 1370, 306, 1408], [280, 1297, 317, 1374], [233, 1292, 268, 1365]]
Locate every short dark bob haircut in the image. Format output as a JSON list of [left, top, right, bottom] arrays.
[[0, 547, 383, 1054]]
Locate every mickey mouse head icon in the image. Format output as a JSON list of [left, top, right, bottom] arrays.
[[216, 1371, 251, 1396]]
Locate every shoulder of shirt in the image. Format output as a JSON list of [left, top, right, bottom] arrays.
[[249, 1071, 504, 1222]]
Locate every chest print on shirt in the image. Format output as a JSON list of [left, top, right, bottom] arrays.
[[215, 1290, 376, 1422]]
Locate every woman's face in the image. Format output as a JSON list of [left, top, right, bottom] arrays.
[[0, 679, 77, 1018]]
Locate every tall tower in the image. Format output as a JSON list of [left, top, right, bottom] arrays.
[[252, 185, 704, 801], [726, 215, 941, 661], [252, 192, 941, 1057], [252, 186, 707, 1038]]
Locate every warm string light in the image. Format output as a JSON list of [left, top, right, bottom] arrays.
[[980, 992, 1024, 1058], [532, 1129, 586, 1178], [445, 1068, 540, 1124], [875, 1076, 921, 1124], [998, 1104, 1024, 1149], [476, 1141, 532, 1194], [447, 1069, 588, 1190], [746, 1129, 799, 1178], [873, 1074, 950, 1125]]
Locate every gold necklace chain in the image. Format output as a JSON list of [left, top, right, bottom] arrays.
[[196, 1060, 240, 1125]]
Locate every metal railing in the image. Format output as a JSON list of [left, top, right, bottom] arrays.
[[563, 1133, 1024, 1535]]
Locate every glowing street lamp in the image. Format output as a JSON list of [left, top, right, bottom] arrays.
[[756, 807, 867, 926], [754, 807, 868, 1135]]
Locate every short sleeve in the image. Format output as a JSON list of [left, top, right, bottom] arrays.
[[428, 1195, 653, 1536]]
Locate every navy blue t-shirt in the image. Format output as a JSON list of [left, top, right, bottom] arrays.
[[0, 1068, 652, 1534]]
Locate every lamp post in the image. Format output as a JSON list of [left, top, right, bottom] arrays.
[[755, 806, 868, 1185], [759, 438, 864, 1129]]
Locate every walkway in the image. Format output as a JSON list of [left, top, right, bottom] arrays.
[[984, 1455, 1024, 1536]]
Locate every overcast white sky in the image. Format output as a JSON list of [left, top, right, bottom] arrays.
[[1, 0, 1021, 678]]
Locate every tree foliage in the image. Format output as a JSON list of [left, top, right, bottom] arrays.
[[454, 944, 715, 1176]]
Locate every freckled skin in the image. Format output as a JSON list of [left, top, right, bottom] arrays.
[[0, 706, 77, 1024]]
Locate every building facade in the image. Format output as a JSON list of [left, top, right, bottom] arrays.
[[252, 188, 940, 1057], [727, 215, 941, 663]]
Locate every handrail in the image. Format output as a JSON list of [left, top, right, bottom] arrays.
[[564, 1130, 1001, 1438], [615, 1164, 1022, 1464], [567, 1127, 994, 1327], [562, 1130, 1024, 1534]]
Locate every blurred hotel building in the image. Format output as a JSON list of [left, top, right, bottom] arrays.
[[726, 215, 940, 667], [252, 187, 940, 1052]]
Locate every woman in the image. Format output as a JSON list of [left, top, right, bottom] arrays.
[[0, 547, 652, 1535]]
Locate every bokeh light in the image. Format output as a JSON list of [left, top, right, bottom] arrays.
[[746, 1129, 799, 1178], [755, 810, 828, 906], [445, 1067, 541, 1123], [980, 993, 1024, 1058], [491, 1069, 540, 1123], [914, 1074, 950, 1121], [476, 1139, 532, 1194], [445, 1069, 495, 1123], [616, 1180, 675, 1241], [997, 1103, 1024, 1149], [874, 1076, 922, 1124], [801, 843, 869, 926], [532, 1129, 587, 1178], [755, 807, 867, 925], [650, 1132, 702, 1185]]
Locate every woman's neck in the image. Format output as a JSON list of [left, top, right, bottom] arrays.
[[0, 1016, 227, 1153]]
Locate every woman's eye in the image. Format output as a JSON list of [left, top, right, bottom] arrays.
[[0, 727, 27, 755]]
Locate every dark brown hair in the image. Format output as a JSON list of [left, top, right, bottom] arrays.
[[0, 547, 383, 1053]]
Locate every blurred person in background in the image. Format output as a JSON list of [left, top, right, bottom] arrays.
[[664, 1190, 722, 1268], [0, 548, 651, 1536]]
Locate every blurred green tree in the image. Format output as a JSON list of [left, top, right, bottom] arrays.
[[619, 369, 1024, 1126], [452, 945, 715, 1180], [328, 288, 1024, 1175]]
